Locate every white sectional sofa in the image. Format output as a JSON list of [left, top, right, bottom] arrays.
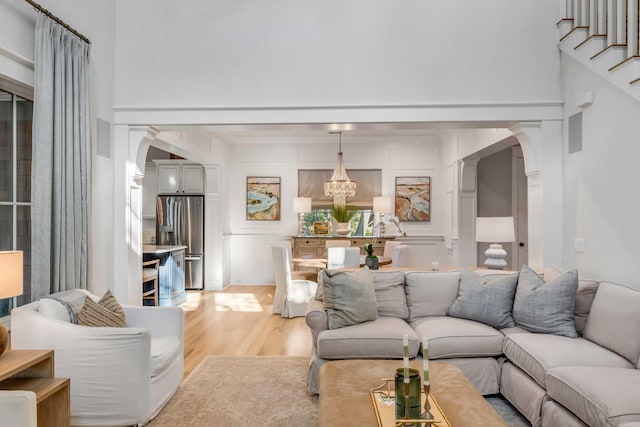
[[305, 266, 640, 426]]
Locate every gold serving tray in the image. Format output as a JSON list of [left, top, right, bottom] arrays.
[[370, 380, 451, 427]]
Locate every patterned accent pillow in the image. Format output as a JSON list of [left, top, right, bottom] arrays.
[[447, 269, 519, 329], [77, 290, 126, 327], [321, 267, 378, 329], [513, 265, 578, 337]]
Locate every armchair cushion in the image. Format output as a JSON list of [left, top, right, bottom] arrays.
[[151, 336, 181, 378]]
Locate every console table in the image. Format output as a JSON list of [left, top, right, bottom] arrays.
[[0, 349, 70, 426], [292, 236, 395, 258]]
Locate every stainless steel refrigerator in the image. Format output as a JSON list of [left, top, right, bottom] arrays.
[[156, 195, 204, 290]]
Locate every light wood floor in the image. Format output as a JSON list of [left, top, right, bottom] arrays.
[[181, 285, 312, 378]]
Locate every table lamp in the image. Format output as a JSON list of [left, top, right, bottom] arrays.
[[373, 196, 393, 236], [0, 250, 23, 355], [475, 217, 515, 269], [293, 197, 312, 236]]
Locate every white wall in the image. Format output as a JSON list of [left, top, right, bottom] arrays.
[[228, 135, 445, 283], [1, 0, 118, 298], [561, 54, 640, 286], [114, 0, 562, 108]]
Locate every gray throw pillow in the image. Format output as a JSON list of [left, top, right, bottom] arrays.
[[513, 265, 578, 338], [321, 267, 378, 329], [447, 269, 519, 329]]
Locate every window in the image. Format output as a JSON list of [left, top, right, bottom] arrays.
[[298, 169, 381, 237], [301, 209, 376, 237], [0, 88, 33, 317]]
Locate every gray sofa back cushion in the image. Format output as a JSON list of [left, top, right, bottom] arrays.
[[544, 265, 600, 335], [405, 271, 462, 322], [371, 270, 409, 320], [513, 266, 578, 338], [583, 282, 640, 366], [447, 269, 519, 329]]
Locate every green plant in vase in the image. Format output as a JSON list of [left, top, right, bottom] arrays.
[[363, 243, 379, 270], [331, 205, 356, 236]]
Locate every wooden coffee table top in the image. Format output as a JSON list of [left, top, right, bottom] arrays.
[[318, 360, 507, 427]]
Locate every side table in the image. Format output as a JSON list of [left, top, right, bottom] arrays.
[[0, 349, 70, 427]]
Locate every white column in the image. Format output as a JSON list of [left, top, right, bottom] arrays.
[[203, 165, 226, 290], [510, 121, 564, 271], [457, 158, 478, 268]]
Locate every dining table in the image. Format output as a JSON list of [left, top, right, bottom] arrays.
[[291, 255, 392, 269]]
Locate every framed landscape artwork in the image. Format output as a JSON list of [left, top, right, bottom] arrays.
[[395, 176, 430, 221], [246, 176, 281, 221]]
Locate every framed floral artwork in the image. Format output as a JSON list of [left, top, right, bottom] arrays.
[[246, 177, 281, 221], [395, 176, 430, 221]]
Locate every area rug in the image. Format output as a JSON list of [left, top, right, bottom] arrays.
[[148, 356, 318, 427]]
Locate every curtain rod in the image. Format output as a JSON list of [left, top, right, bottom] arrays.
[[24, 0, 91, 45]]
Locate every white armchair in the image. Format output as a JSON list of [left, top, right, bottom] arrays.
[[0, 390, 37, 427], [10, 290, 183, 426]]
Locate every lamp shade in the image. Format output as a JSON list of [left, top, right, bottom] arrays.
[[373, 196, 393, 214], [292, 197, 312, 214], [0, 251, 23, 299], [475, 217, 515, 243]]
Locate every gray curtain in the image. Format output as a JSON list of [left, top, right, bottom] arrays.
[[31, 13, 91, 300]]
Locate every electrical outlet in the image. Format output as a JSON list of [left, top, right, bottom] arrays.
[[574, 238, 585, 253]]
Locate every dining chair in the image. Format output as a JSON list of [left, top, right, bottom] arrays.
[[383, 241, 403, 259], [271, 245, 318, 318], [273, 242, 318, 281], [391, 244, 411, 267], [325, 240, 351, 248], [327, 247, 361, 269]]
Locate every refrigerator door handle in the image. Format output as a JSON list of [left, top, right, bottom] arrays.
[[185, 256, 201, 261]]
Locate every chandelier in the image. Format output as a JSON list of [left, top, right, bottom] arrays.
[[324, 131, 356, 198]]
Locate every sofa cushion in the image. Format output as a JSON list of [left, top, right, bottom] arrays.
[[544, 265, 599, 335], [513, 265, 578, 338], [447, 269, 518, 329], [405, 271, 461, 321], [38, 289, 88, 323], [546, 367, 640, 426], [76, 290, 126, 328], [503, 333, 634, 388], [321, 268, 378, 329], [150, 336, 181, 379], [371, 270, 408, 320], [411, 316, 504, 359], [317, 316, 420, 359], [583, 282, 640, 366]]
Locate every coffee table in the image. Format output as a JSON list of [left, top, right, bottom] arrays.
[[318, 360, 507, 427]]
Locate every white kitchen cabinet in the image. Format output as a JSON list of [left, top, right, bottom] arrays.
[[155, 160, 204, 194]]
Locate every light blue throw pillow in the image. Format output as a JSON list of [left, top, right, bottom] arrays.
[[447, 269, 519, 329], [513, 265, 578, 338]]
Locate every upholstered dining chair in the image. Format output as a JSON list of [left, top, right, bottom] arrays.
[[325, 240, 351, 248], [327, 247, 361, 270], [391, 244, 411, 267], [0, 391, 37, 427], [383, 240, 403, 259], [275, 241, 318, 281], [271, 245, 318, 318]]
